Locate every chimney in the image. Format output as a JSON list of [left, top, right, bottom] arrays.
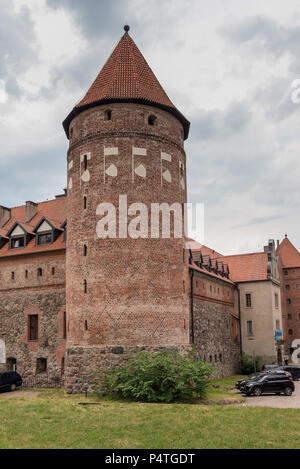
[[26, 201, 38, 223], [0, 206, 11, 228]]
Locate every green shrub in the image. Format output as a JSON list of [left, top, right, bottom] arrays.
[[96, 350, 214, 403], [240, 354, 263, 375]]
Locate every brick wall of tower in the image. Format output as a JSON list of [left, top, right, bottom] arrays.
[[0, 250, 66, 377], [278, 265, 300, 357], [65, 103, 190, 391]]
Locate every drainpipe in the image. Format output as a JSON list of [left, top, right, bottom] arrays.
[[190, 268, 194, 344], [238, 287, 243, 357]]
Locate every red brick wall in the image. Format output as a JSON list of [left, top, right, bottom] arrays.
[[66, 102, 190, 349], [278, 265, 300, 353], [0, 250, 66, 376]]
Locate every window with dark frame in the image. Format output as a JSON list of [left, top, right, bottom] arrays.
[[63, 312, 67, 339], [275, 293, 279, 308], [37, 232, 52, 246], [84, 196, 87, 209], [37, 268, 43, 277], [11, 272, 15, 280], [29, 315, 38, 341], [247, 320, 253, 335], [84, 154, 88, 171], [10, 236, 25, 249], [245, 293, 252, 307]]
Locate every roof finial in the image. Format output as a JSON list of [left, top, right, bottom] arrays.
[[124, 24, 130, 34], [285, 233, 288, 238]]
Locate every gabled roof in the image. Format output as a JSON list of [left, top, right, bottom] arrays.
[[0, 196, 66, 258], [215, 252, 268, 283], [32, 216, 63, 233], [6, 221, 32, 237], [63, 28, 190, 139], [276, 236, 300, 269]]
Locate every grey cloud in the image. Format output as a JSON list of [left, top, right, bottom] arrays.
[[47, 0, 129, 39], [0, 140, 67, 208], [220, 15, 300, 70], [232, 216, 284, 229], [0, 1, 36, 97], [190, 102, 251, 141]]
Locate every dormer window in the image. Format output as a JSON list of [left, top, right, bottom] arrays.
[[7, 223, 27, 250], [33, 218, 56, 246]]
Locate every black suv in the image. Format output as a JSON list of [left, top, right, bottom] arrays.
[[235, 373, 264, 390], [0, 371, 22, 392], [275, 365, 300, 381], [243, 373, 295, 396]]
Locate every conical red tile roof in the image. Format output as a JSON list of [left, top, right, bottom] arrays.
[[277, 237, 300, 268], [63, 29, 190, 139]]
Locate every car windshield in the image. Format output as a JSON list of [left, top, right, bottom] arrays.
[[248, 373, 261, 380], [248, 374, 264, 381]]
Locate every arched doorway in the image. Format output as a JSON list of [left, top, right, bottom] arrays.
[[7, 357, 17, 371]]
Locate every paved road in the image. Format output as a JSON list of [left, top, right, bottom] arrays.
[[241, 381, 300, 409], [0, 391, 39, 399]]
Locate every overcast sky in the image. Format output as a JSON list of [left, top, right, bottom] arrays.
[[1, 0, 300, 254]]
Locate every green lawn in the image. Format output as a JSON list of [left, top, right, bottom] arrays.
[[0, 377, 299, 449]]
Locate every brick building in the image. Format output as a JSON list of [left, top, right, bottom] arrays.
[[277, 236, 300, 360], [0, 27, 241, 391]]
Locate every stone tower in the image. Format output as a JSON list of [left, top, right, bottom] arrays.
[[63, 27, 191, 392]]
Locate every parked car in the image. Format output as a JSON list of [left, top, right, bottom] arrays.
[[262, 364, 279, 371], [242, 373, 295, 396], [0, 371, 22, 392], [275, 365, 300, 381], [267, 369, 292, 379]]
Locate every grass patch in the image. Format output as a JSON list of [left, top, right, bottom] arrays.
[[0, 381, 299, 449]]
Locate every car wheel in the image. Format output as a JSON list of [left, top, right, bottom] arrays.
[[253, 387, 262, 396], [10, 384, 16, 392], [284, 387, 292, 396]]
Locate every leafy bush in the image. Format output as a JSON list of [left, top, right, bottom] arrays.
[[96, 350, 214, 403], [240, 354, 263, 375]]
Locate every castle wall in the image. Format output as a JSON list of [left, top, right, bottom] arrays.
[[191, 270, 241, 377], [0, 250, 66, 377]]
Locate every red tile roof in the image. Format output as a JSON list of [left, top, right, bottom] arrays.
[[0, 197, 66, 258], [63, 30, 190, 139], [190, 261, 235, 285], [277, 237, 300, 268], [215, 252, 268, 283]]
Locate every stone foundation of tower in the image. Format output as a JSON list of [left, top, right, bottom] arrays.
[[65, 344, 192, 393]]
